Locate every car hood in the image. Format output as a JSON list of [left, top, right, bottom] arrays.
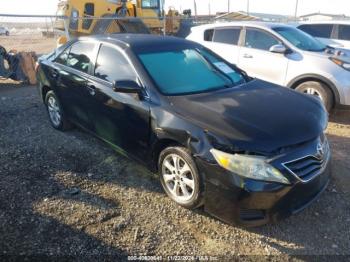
[[168, 79, 327, 154]]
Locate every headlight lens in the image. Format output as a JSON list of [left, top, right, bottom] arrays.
[[210, 148, 290, 184], [330, 57, 350, 71]]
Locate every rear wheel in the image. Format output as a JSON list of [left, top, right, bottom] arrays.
[[5, 31, 9, 36], [45, 91, 71, 131], [159, 146, 204, 209], [295, 81, 333, 111]]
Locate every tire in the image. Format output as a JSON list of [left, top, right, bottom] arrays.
[[5, 31, 9, 36], [158, 146, 204, 209], [295, 81, 333, 112], [45, 91, 71, 131]]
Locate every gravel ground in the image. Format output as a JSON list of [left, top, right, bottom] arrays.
[[0, 82, 349, 260]]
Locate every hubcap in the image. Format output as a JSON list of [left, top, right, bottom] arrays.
[[304, 88, 324, 102], [47, 96, 61, 127], [161, 154, 195, 202]]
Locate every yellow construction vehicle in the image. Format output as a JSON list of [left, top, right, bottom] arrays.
[[55, 0, 165, 36]]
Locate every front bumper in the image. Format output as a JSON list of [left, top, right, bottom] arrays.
[[196, 140, 331, 227]]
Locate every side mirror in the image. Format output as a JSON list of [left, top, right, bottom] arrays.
[[269, 44, 287, 54], [113, 80, 142, 95]]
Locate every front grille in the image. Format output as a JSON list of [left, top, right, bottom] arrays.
[[283, 136, 330, 182], [285, 156, 325, 179]]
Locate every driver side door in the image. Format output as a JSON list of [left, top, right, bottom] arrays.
[[87, 44, 151, 159], [238, 27, 289, 86]]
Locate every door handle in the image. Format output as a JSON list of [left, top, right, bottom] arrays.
[[86, 83, 96, 95], [243, 54, 253, 58], [51, 69, 59, 78]]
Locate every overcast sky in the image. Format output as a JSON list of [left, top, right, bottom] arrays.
[[1, 0, 349, 16]]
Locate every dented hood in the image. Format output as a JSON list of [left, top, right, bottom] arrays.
[[168, 79, 327, 154]]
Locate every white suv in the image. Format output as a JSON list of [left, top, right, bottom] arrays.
[[187, 21, 350, 111], [0, 26, 9, 36]]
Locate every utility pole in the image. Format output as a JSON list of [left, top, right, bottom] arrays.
[[209, 0, 211, 15], [247, 0, 250, 15], [194, 0, 198, 19], [294, 0, 299, 21], [228, 0, 230, 13]]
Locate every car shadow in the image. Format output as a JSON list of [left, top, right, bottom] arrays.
[[330, 109, 350, 125]]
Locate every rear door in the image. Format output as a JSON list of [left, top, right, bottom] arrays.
[[53, 41, 98, 130], [201, 27, 242, 65], [86, 43, 150, 159], [238, 27, 288, 85]]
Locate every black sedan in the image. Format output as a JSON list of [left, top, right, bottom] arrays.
[[36, 34, 331, 227]]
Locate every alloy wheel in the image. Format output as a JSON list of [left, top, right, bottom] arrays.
[[47, 96, 61, 127], [304, 87, 324, 102], [161, 154, 195, 202]]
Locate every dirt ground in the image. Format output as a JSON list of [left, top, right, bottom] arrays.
[[0, 81, 349, 260], [0, 34, 56, 55]]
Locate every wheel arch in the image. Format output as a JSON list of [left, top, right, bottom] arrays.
[[287, 74, 340, 106], [41, 85, 52, 103], [151, 138, 184, 172]]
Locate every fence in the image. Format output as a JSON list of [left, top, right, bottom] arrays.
[[0, 14, 219, 56]]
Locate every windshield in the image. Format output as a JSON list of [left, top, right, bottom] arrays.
[[137, 48, 245, 96], [273, 26, 326, 52]]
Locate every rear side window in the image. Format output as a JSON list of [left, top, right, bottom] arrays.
[[55, 48, 70, 65], [298, 24, 333, 38], [94, 45, 136, 83], [66, 42, 96, 73], [213, 28, 241, 45], [338, 25, 350, 40], [204, 29, 214, 41], [245, 29, 279, 51]]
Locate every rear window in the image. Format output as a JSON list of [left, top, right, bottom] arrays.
[[338, 25, 350, 41], [213, 28, 241, 45], [298, 24, 333, 38]]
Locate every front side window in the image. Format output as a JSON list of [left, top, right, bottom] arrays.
[[213, 28, 241, 45], [141, 0, 159, 9], [338, 25, 350, 41], [245, 29, 279, 51], [66, 42, 96, 73], [204, 29, 214, 41], [298, 24, 333, 38], [137, 47, 245, 96], [94, 45, 136, 83], [273, 26, 326, 52]]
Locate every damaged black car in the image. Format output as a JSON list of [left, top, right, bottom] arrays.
[[36, 34, 331, 227]]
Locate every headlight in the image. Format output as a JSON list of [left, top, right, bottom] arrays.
[[330, 57, 350, 71], [210, 148, 290, 184]]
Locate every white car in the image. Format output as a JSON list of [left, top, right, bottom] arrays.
[[187, 21, 350, 111], [297, 21, 350, 49], [0, 26, 9, 36]]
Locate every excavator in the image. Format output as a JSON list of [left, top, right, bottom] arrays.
[[55, 0, 180, 40]]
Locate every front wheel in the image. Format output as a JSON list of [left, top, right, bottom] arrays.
[[295, 81, 333, 112], [159, 146, 204, 209], [5, 31, 9, 36]]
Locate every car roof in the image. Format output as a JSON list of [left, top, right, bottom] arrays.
[[191, 21, 292, 31], [297, 20, 350, 25], [77, 34, 198, 51]]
